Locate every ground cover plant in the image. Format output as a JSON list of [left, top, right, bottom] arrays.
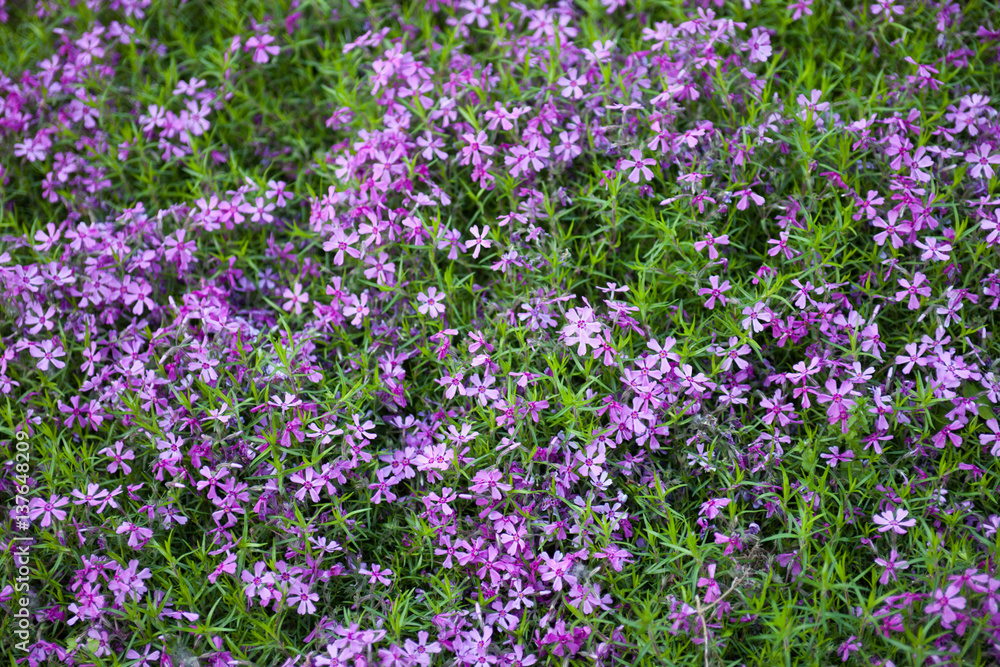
[[1, 0, 1000, 664]]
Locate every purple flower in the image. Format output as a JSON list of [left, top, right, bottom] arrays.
[[872, 508, 916, 535]]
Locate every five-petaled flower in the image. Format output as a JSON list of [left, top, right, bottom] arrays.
[[620, 149, 656, 183], [872, 508, 917, 534]]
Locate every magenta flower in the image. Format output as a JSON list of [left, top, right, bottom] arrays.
[[734, 187, 764, 210], [693, 232, 730, 259], [557, 68, 588, 100], [116, 521, 154, 549], [29, 338, 66, 371], [28, 494, 69, 528], [924, 585, 966, 625], [874, 549, 909, 585], [464, 224, 492, 258], [965, 143, 1000, 179], [287, 582, 319, 615], [760, 390, 796, 427], [697, 275, 731, 310], [620, 149, 656, 183], [241, 562, 275, 601], [894, 272, 931, 310], [359, 563, 393, 586], [416, 287, 446, 318], [245, 34, 280, 64], [282, 282, 310, 315], [872, 508, 916, 534], [99, 442, 135, 475], [741, 302, 773, 333], [819, 445, 855, 467], [979, 419, 1000, 456]]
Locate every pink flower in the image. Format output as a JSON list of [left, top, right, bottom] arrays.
[[620, 149, 656, 183], [241, 562, 275, 601], [416, 287, 446, 318], [245, 34, 280, 64], [979, 418, 1000, 456], [819, 445, 855, 467], [464, 224, 492, 258], [874, 549, 909, 585], [561, 305, 603, 355], [872, 508, 916, 535], [741, 302, 773, 333], [734, 188, 764, 210], [894, 272, 931, 310], [282, 282, 310, 315], [359, 563, 393, 586], [28, 494, 69, 528], [288, 582, 319, 615], [99, 442, 135, 475], [558, 68, 588, 100], [965, 143, 1000, 180], [761, 390, 796, 427], [745, 27, 772, 63], [29, 338, 66, 371], [925, 585, 966, 625], [697, 275, 731, 310], [699, 498, 731, 520], [404, 631, 442, 667], [693, 232, 730, 260], [116, 521, 154, 549]]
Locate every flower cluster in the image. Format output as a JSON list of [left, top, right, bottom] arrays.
[[1, 1, 999, 666]]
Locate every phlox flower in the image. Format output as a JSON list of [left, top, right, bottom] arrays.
[[561, 306, 603, 355], [583, 39, 616, 63], [241, 562, 275, 601], [209, 552, 238, 584], [359, 563, 393, 586], [894, 273, 931, 310], [979, 418, 1000, 456], [620, 149, 656, 183], [29, 338, 66, 371], [734, 188, 764, 210], [116, 521, 154, 549], [459, 0, 491, 28], [28, 494, 69, 528], [416, 287, 446, 318], [464, 224, 492, 259], [745, 27, 772, 63], [291, 467, 322, 503], [796, 88, 828, 120], [836, 636, 861, 662], [558, 68, 588, 100], [245, 34, 279, 64], [693, 232, 730, 260], [871, 0, 905, 19], [697, 275, 731, 310], [459, 131, 494, 166], [874, 549, 909, 585], [819, 445, 855, 467], [767, 232, 800, 259], [699, 497, 731, 521], [282, 282, 310, 315], [99, 442, 135, 475], [925, 585, 966, 625], [788, 0, 814, 21], [287, 582, 319, 615], [965, 144, 1000, 180], [741, 302, 772, 333], [872, 508, 916, 535], [403, 631, 442, 667], [761, 390, 796, 427], [914, 237, 951, 262]]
